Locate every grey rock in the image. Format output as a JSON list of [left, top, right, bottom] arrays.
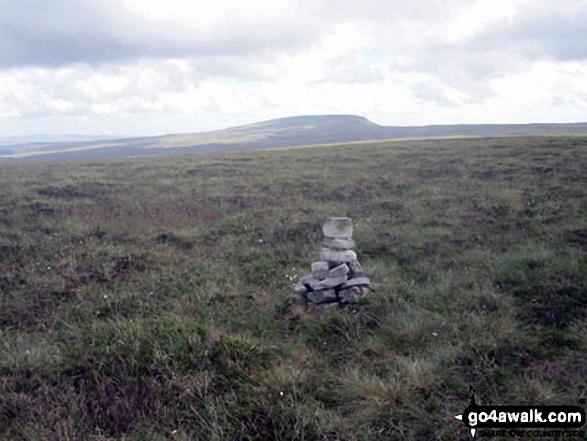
[[348, 259, 364, 277], [319, 248, 357, 263], [357, 285, 372, 295], [339, 286, 362, 304], [323, 237, 356, 250], [299, 274, 314, 284], [293, 282, 309, 296], [323, 217, 353, 238], [328, 263, 349, 278], [296, 274, 319, 292], [307, 289, 338, 304], [331, 238, 356, 250], [311, 261, 329, 280], [309, 275, 347, 291], [341, 277, 373, 290]]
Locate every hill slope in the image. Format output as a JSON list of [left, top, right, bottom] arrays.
[[2, 114, 587, 161], [1, 136, 586, 438]]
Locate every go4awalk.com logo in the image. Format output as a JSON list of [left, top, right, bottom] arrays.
[[455, 387, 586, 438]]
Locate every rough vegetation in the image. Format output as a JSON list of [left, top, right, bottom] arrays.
[[1, 135, 586, 440]]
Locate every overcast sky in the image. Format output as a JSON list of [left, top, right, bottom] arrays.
[[1, 0, 587, 137]]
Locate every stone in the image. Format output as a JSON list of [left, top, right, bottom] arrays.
[[299, 274, 314, 284], [319, 248, 357, 263], [307, 289, 338, 304], [348, 259, 364, 277], [328, 263, 349, 278], [323, 237, 356, 250], [322, 217, 353, 238], [341, 276, 373, 290], [286, 216, 372, 311], [309, 275, 347, 291], [293, 282, 309, 296], [299, 274, 321, 289], [327, 260, 339, 269], [322, 237, 355, 249], [359, 285, 371, 295], [311, 261, 329, 280], [339, 286, 362, 304]]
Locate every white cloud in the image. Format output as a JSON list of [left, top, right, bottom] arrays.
[[489, 60, 587, 118], [439, 0, 521, 43], [0, 0, 586, 137]]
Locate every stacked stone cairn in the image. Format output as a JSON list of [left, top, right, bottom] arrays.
[[291, 217, 373, 306]]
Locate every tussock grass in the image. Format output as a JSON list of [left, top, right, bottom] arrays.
[[1, 135, 586, 439]]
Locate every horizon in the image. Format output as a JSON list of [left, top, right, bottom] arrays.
[[4, 114, 587, 145], [2, 114, 587, 162], [1, 1, 587, 138]]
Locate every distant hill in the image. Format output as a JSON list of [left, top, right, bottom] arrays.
[[2, 115, 587, 162], [0, 134, 119, 147]]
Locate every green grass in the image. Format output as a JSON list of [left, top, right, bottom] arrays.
[[1, 136, 586, 439]]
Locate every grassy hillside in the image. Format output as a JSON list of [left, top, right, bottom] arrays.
[[1, 136, 586, 439], [3, 115, 587, 162]]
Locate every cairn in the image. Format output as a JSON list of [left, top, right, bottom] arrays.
[[291, 217, 373, 306]]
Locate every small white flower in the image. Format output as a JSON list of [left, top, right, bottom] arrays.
[[103, 295, 108, 299], [432, 332, 438, 337], [279, 391, 284, 396]]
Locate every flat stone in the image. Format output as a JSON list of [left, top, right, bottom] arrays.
[[341, 277, 373, 290], [348, 259, 364, 277], [339, 286, 362, 304], [311, 261, 329, 280], [328, 263, 349, 278], [322, 237, 353, 248], [323, 237, 356, 250], [357, 285, 372, 295], [297, 274, 319, 292], [309, 275, 347, 291], [299, 274, 314, 284], [293, 282, 309, 296], [307, 289, 338, 304], [320, 248, 357, 263], [322, 217, 353, 238]]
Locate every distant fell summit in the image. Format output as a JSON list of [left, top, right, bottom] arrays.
[[220, 114, 384, 146], [244, 114, 376, 129], [2, 115, 587, 162]]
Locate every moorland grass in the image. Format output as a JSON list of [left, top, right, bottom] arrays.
[[1, 136, 586, 440]]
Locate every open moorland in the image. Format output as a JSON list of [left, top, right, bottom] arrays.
[[3, 115, 587, 162], [1, 135, 586, 440]]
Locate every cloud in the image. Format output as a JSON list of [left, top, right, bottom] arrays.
[[0, 0, 586, 137], [0, 0, 322, 68], [0, 1, 137, 67], [449, 2, 587, 63]]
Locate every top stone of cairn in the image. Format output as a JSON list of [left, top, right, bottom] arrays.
[[322, 217, 353, 239]]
